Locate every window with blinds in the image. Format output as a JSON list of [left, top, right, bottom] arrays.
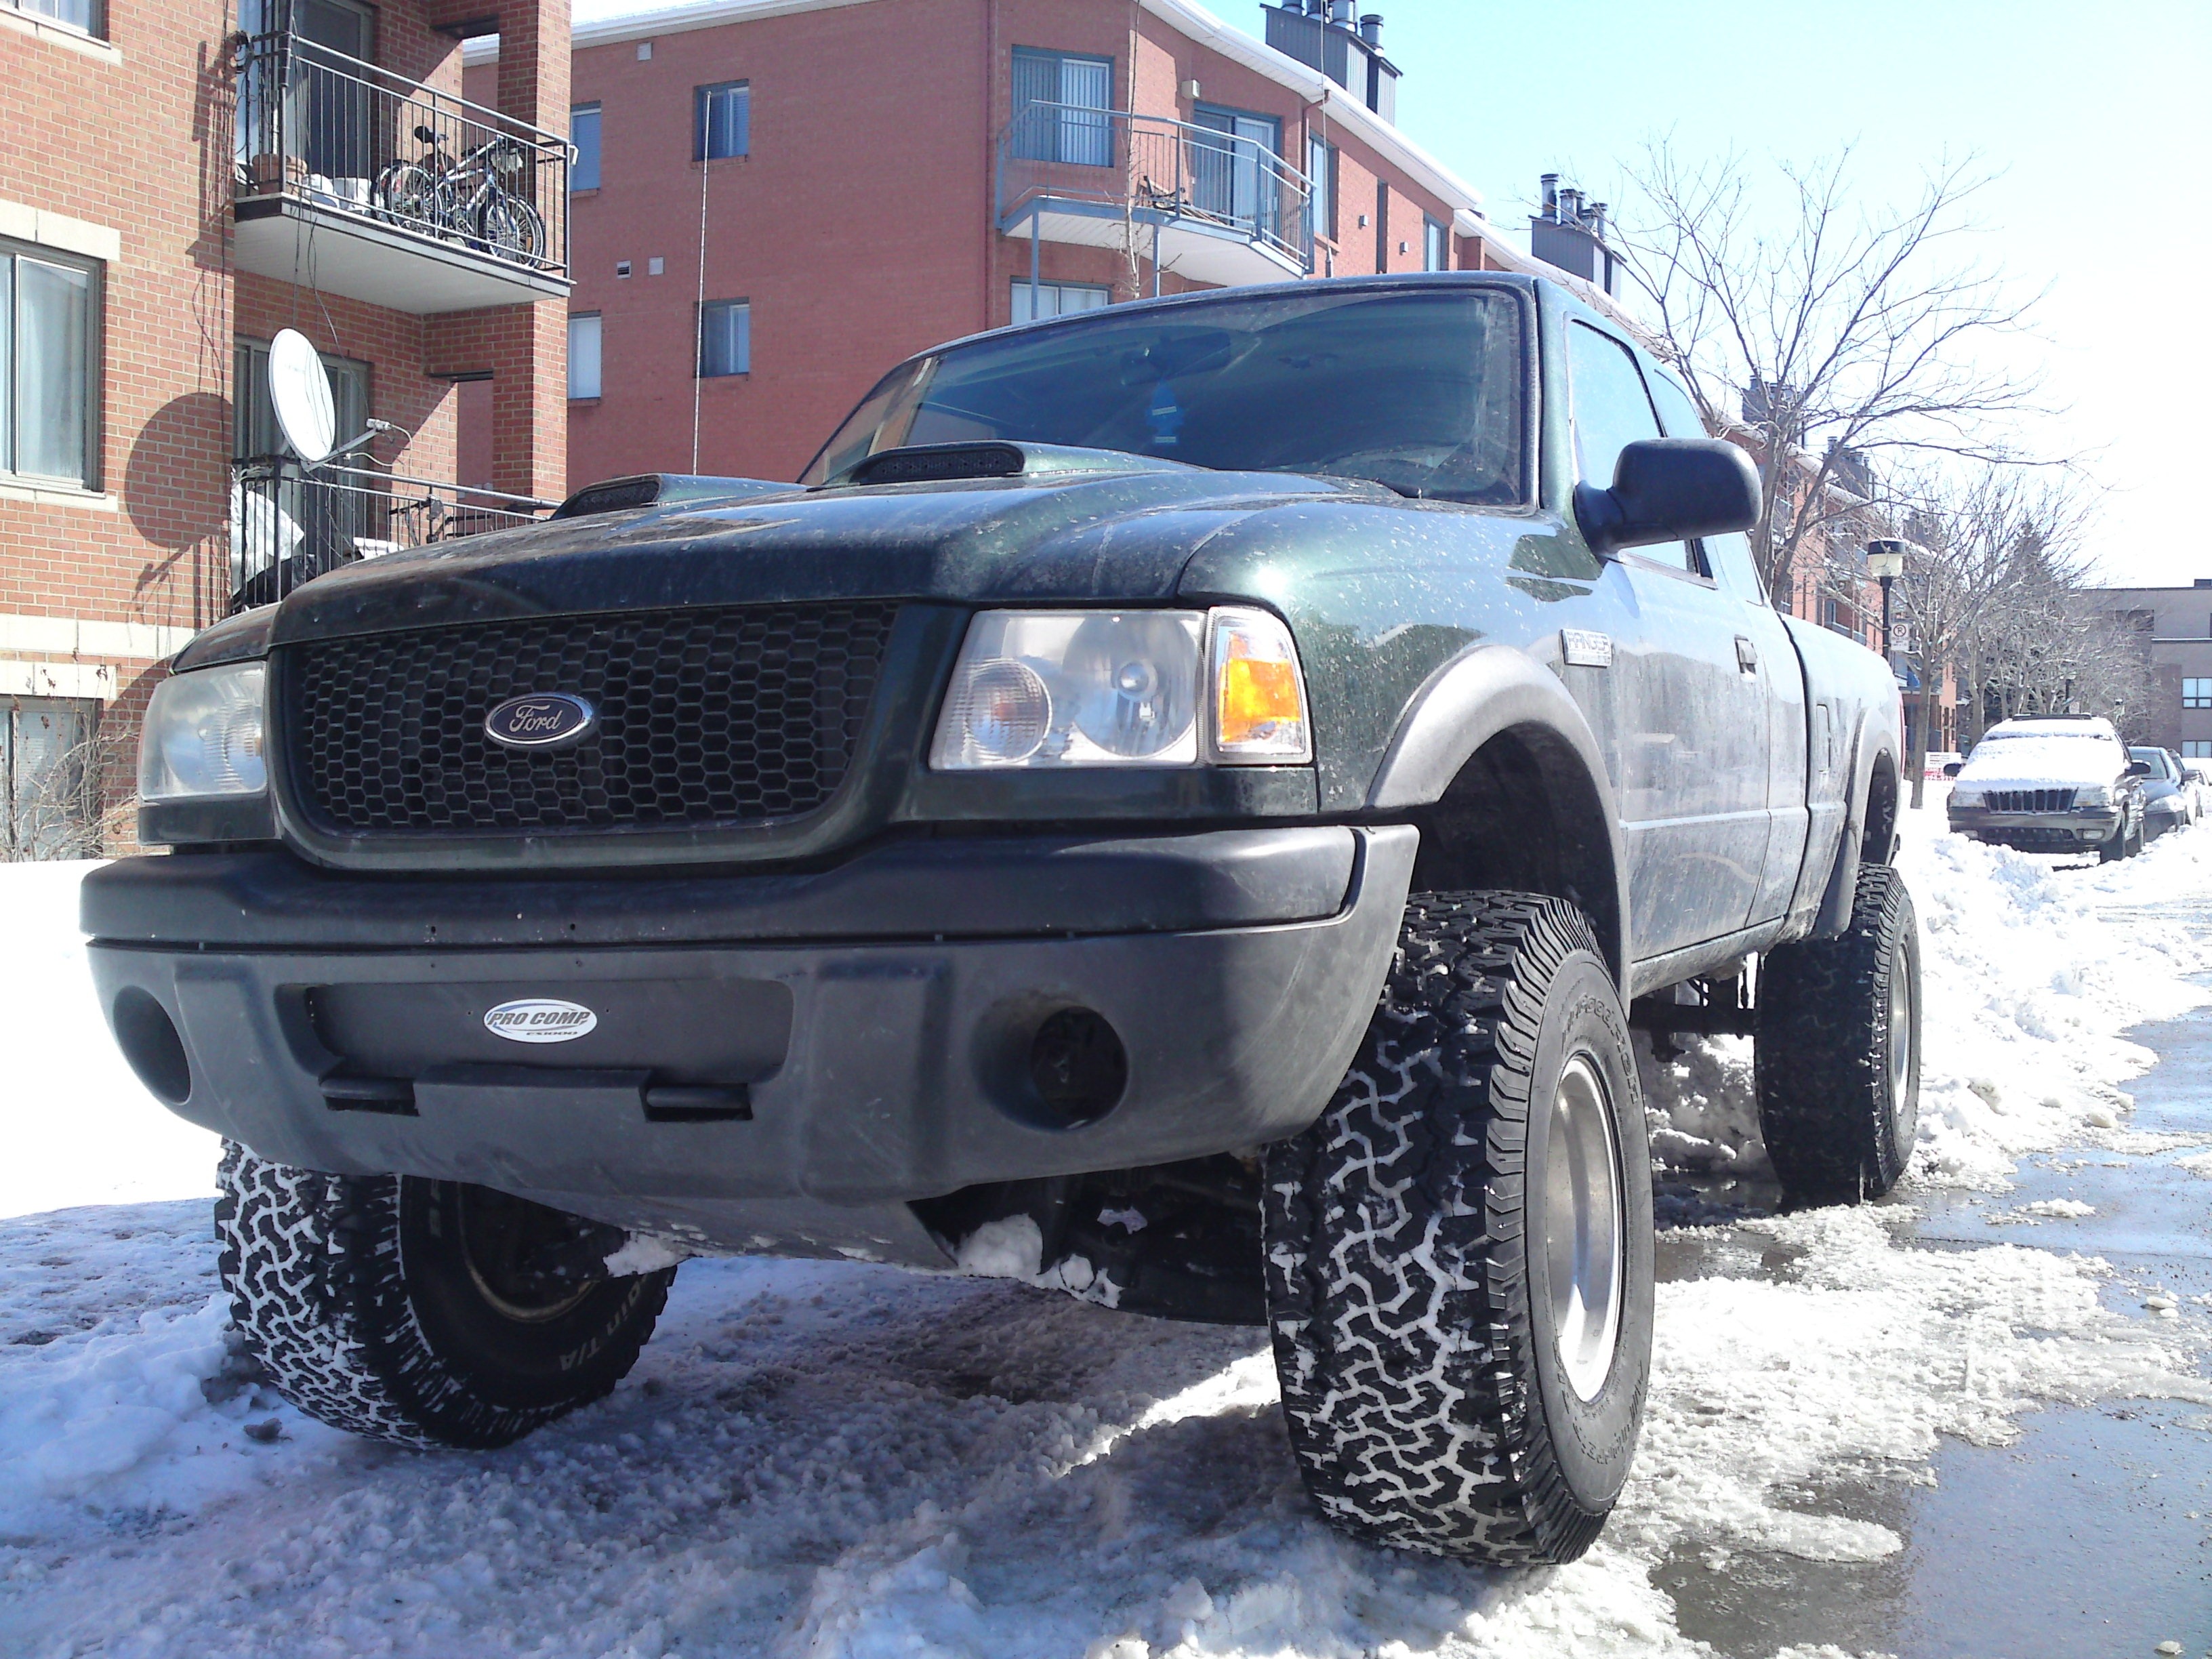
[[699, 301, 750, 377], [695, 81, 750, 161], [1010, 48, 1113, 166], [1010, 279, 1109, 323]]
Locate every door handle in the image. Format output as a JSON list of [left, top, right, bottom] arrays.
[[1736, 636, 1759, 674]]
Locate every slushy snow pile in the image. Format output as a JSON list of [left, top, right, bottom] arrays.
[[2, 809, 2209, 1657]]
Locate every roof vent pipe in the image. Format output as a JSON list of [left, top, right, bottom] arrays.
[[1558, 186, 1582, 224], [1359, 12, 1382, 46], [1329, 0, 1353, 25], [1540, 172, 1559, 219]]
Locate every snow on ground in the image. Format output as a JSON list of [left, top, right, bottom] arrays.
[[1, 811, 2209, 1658]]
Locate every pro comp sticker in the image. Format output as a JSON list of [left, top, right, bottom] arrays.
[[483, 998, 599, 1044]]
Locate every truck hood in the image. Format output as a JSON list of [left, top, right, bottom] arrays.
[[264, 462, 1392, 646]]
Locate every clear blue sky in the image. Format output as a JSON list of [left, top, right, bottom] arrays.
[[579, 0, 2211, 587]]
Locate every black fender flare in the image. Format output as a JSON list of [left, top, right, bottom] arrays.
[[1814, 705, 1903, 937], [1366, 644, 1633, 989]]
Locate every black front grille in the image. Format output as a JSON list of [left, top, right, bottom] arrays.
[[1985, 788, 2077, 813], [283, 603, 899, 836]]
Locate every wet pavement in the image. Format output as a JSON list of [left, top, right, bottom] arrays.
[[1658, 884, 2212, 1658]]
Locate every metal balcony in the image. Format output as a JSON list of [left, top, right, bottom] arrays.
[[232, 30, 571, 313], [996, 104, 1313, 290], [230, 457, 554, 612]]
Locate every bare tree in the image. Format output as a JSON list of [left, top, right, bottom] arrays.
[[1616, 144, 2050, 600], [1883, 467, 2148, 795], [1, 713, 130, 861]]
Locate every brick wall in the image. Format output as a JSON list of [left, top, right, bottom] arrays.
[[2, 0, 570, 853]]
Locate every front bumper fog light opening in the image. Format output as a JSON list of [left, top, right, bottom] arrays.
[[1027, 1008, 1128, 1127], [112, 987, 192, 1106]]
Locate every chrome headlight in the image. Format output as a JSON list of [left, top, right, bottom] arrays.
[[2075, 783, 2112, 808], [1947, 787, 1984, 809], [931, 607, 1311, 771], [138, 662, 267, 801]]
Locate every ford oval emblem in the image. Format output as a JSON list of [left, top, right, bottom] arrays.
[[484, 692, 596, 750], [484, 998, 598, 1044]]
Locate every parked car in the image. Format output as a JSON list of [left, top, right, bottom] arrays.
[[84, 274, 1914, 1568], [2130, 746, 2197, 840], [1945, 716, 2150, 859]]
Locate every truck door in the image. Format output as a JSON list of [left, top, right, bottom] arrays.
[[1643, 376, 1807, 930], [1565, 323, 1771, 959]]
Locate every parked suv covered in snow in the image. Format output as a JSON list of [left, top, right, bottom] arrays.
[[1944, 716, 2149, 860], [84, 275, 1914, 1568]]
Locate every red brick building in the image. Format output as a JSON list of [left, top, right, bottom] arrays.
[[470, 0, 1553, 493], [0, 0, 573, 853]]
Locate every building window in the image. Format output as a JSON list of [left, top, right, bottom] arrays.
[[1307, 135, 1337, 253], [695, 82, 750, 161], [1191, 105, 1281, 234], [1010, 279, 1109, 323], [571, 104, 601, 191], [567, 313, 602, 400], [1424, 216, 1449, 271], [698, 300, 750, 377], [2185, 741, 2212, 759], [1, 239, 100, 489], [2185, 678, 2212, 710], [4, 0, 101, 37], [1010, 49, 1113, 166]]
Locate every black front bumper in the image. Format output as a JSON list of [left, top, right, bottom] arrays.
[[85, 826, 1415, 1254]]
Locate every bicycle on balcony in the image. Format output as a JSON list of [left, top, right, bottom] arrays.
[[373, 125, 546, 264]]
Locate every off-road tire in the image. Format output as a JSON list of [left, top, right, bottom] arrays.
[[1263, 893, 1654, 1564], [216, 1142, 674, 1450], [1755, 863, 1922, 1204], [2099, 811, 2142, 863]]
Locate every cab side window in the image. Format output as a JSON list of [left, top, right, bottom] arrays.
[[1566, 323, 1697, 573]]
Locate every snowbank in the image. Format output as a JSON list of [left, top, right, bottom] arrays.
[[0, 861, 222, 1217], [1641, 800, 2212, 1189]]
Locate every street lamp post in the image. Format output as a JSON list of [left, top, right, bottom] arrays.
[[1866, 539, 1912, 770], [1865, 541, 1907, 661]]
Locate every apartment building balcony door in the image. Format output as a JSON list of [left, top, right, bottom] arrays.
[[1190, 107, 1280, 239], [238, 0, 375, 185]]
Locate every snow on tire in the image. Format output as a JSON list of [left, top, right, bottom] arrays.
[[1754, 863, 1922, 1205], [1263, 892, 1654, 1565], [216, 1142, 674, 1450]]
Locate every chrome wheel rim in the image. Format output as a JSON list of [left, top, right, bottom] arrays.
[[1545, 1052, 1625, 1403], [1888, 953, 1918, 1147]]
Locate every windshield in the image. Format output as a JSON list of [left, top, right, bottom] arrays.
[[2131, 747, 2175, 779], [802, 287, 1528, 504]]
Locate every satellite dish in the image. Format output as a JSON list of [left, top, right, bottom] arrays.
[[267, 328, 335, 465]]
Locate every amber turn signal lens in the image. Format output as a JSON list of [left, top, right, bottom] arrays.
[[1209, 609, 1311, 762]]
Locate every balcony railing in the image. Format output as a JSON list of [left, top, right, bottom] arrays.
[[233, 28, 569, 287], [996, 102, 1313, 286], [230, 457, 553, 613]]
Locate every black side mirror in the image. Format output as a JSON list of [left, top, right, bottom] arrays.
[[1574, 438, 1761, 559], [1942, 762, 1963, 778], [2127, 760, 2153, 777]]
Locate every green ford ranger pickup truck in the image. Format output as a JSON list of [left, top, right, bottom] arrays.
[[85, 274, 1917, 1565]]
